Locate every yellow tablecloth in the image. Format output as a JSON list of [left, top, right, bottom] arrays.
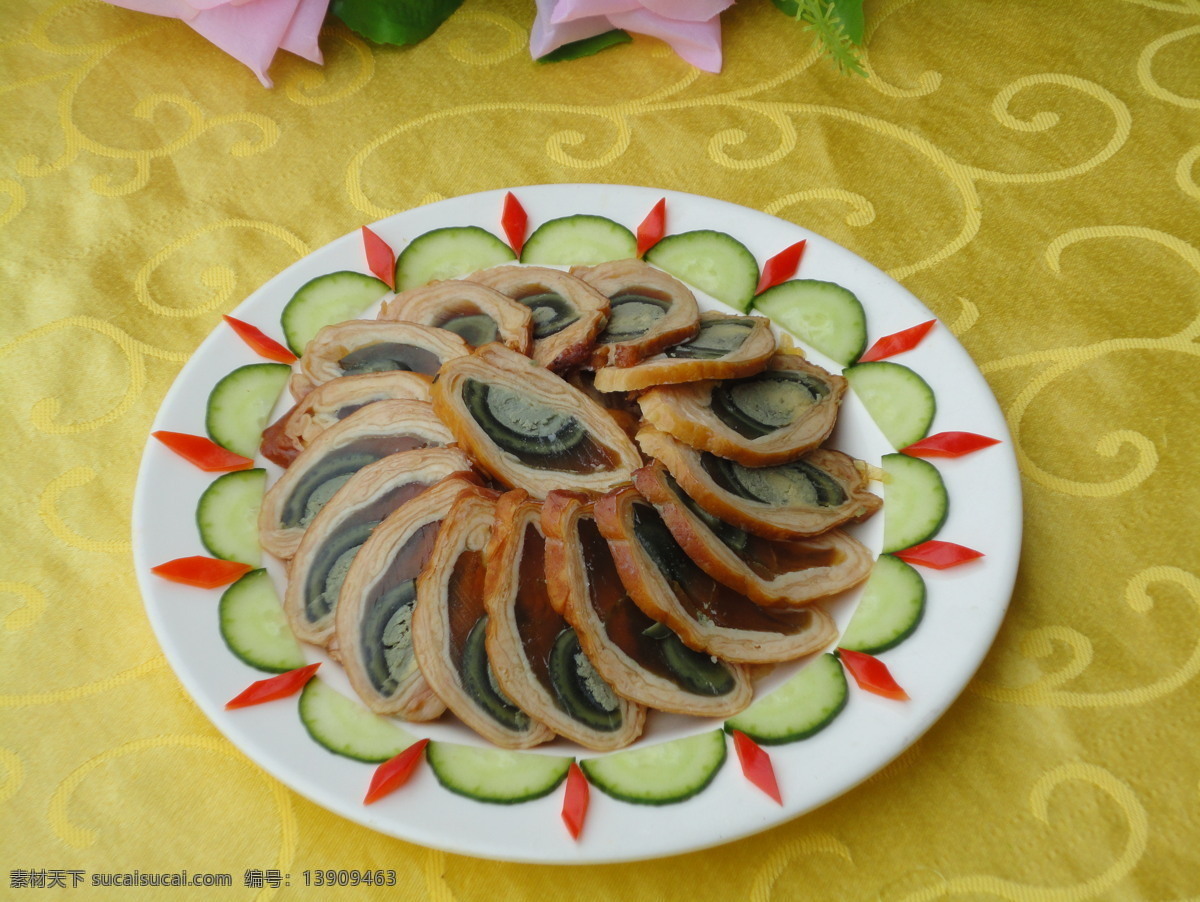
[[3, 0, 1199, 897]]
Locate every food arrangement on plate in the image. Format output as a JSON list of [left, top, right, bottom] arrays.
[[136, 186, 1017, 860]]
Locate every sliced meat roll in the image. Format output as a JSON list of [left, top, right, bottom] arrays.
[[638, 354, 848, 466], [595, 486, 838, 663], [283, 447, 475, 646], [591, 312, 776, 393], [411, 487, 555, 749], [258, 400, 453, 560], [632, 464, 873, 607], [637, 426, 882, 540], [334, 475, 478, 719], [289, 320, 471, 400], [378, 279, 533, 354], [430, 343, 642, 499], [541, 490, 752, 717], [484, 490, 645, 751], [466, 265, 609, 372], [261, 371, 434, 468], [570, 259, 700, 368]]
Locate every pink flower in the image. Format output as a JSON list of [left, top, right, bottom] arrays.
[[531, 0, 734, 73], [100, 0, 330, 87]]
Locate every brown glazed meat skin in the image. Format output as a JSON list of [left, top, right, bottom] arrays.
[[378, 278, 534, 355]]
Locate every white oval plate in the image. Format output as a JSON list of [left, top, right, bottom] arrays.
[[132, 184, 1021, 864]]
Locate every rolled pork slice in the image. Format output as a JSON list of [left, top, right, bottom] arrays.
[[378, 279, 534, 354], [334, 475, 478, 719], [283, 447, 475, 646], [411, 487, 555, 749], [258, 400, 453, 560], [483, 490, 645, 751], [594, 486, 839, 664], [541, 491, 753, 718], [637, 426, 882, 540], [260, 371, 434, 468]]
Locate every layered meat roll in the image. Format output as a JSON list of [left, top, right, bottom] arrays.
[[638, 354, 848, 466], [260, 371, 434, 468], [484, 490, 645, 751], [595, 486, 838, 663], [591, 312, 776, 393], [411, 487, 555, 749], [632, 464, 873, 607], [258, 400, 453, 560], [465, 266, 610, 372], [283, 447, 475, 645], [378, 279, 534, 354], [289, 320, 471, 400], [637, 426, 881, 540], [334, 475, 478, 719], [570, 259, 700, 368], [542, 491, 753, 717], [431, 343, 643, 499]]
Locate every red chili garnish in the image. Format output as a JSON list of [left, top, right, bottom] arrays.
[[754, 240, 806, 295], [364, 739, 430, 805], [893, 540, 984, 570], [223, 315, 298, 364], [500, 192, 528, 257], [731, 730, 782, 804], [901, 431, 1001, 458], [361, 226, 396, 290], [151, 556, 253, 589], [561, 761, 590, 839], [225, 663, 320, 710], [837, 648, 909, 701], [858, 320, 936, 362], [152, 431, 254, 472], [636, 197, 667, 257]]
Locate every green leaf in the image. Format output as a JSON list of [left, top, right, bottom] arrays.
[[772, 0, 867, 76], [536, 29, 632, 63], [828, 0, 864, 45], [331, 0, 465, 46]]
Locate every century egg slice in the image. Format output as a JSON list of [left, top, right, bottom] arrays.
[[378, 278, 534, 354], [483, 490, 645, 751], [431, 343, 643, 499], [411, 487, 554, 749]]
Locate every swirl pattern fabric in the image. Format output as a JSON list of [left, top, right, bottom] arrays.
[[2, 0, 1198, 895]]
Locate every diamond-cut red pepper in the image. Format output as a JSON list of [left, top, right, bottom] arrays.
[[893, 540, 984, 570], [151, 556, 253, 589], [223, 315, 297, 364], [561, 762, 589, 839], [364, 739, 430, 805], [858, 320, 936, 362], [225, 663, 320, 709], [754, 240, 806, 295], [361, 226, 396, 290], [901, 431, 1001, 458], [501, 192, 528, 257], [837, 648, 908, 701], [731, 730, 782, 804], [636, 197, 667, 257], [153, 431, 254, 472]]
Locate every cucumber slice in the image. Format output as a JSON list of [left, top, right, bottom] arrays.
[[299, 677, 417, 762], [197, 468, 267, 566], [282, 271, 390, 356], [218, 569, 306, 673], [644, 230, 759, 312], [580, 730, 726, 805], [426, 742, 572, 804], [840, 555, 926, 654], [753, 279, 867, 365], [520, 215, 637, 266], [206, 363, 291, 458], [395, 226, 516, 291], [843, 361, 936, 450], [881, 453, 948, 553], [723, 653, 847, 745]]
